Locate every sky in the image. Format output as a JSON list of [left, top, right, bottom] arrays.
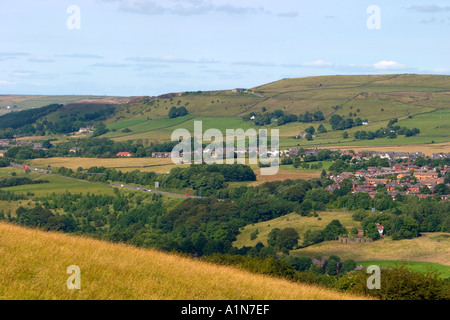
[[0, 0, 449, 96]]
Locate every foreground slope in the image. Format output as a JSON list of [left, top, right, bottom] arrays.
[[0, 222, 368, 300]]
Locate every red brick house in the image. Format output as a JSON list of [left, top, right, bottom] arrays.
[[116, 152, 133, 157]]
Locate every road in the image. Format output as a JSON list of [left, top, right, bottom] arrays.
[[10, 163, 202, 199], [10, 162, 51, 174], [109, 182, 202, 199]]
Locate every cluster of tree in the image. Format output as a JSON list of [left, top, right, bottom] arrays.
[[168, 106, 188, 118], [4, 147, 49, 160], [0, 103, 115, 137], [243, 110, 325, 126], [329, 114, 366, 131], [267, 228, 300, 253], [281, 157, 325, 171], [55, 166, 158, 187], [14, 205, 77, 232], [2, 137, 201, 160], [0, 176, 48, 188], [204, 254, 449, 300], [0, 104, 62, 131], [302, 220, 348, 246], [327, 156, 391, 174], [0, 189, 27, 201], [0, 158, 10, 167], [161, 164, 256, 195], [52, 163, 256, 196], [298, 110, 325, 123], [92, 122, 109, 137], [410, 156, 450, 169], [354, 127, 420, 140]]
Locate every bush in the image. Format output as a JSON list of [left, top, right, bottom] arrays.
[[335, 263, 450, 300]]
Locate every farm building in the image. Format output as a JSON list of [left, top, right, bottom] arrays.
[[116, 152, 133, 157]]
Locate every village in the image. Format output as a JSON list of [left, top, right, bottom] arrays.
[[301, 149, 450, 201]]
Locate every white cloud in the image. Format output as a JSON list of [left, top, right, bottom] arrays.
[[232, 60, 276, 67], [373, 60, 407, 70], [125, 55, 218, 64], [276, 11, 298, 18], [118, 0, 268, 16], [407, 5, 450, 13], [12, 72, 32, 77], [0, 80, 16, 85], [91, 62, 129, 68], [28, 57, 55, 63], [301, 60, 334, 68], [54, 53, 104, 59]]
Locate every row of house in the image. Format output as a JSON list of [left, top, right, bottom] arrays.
[[286, 148, 450, 163], [0, 139, 43, 149], [328, 163, 449, 201]]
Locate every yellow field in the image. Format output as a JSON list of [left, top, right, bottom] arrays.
[[291, 233, 450, 266], [28, 157, 321, 185], [251, 168, 321, 186], [28, 157, 183, 174], [234, 212, 360, 248], [0, 222, 369, 300]]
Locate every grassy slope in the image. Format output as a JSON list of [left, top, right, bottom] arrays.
[[356, 260, 450, 279], [3, 173, 114, 196], [100, 74, 450, 148], [0, 95, 109, 116], [3, 75, 449, 150], [234, 211, 450, 274], [291, 233, 450, 267], [234, 211, 360, 248], [0, 222, 369, 300]]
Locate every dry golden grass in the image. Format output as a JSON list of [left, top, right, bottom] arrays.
[[292, 233, 450, 266], [234, 212, 360, 249], [29, 157, 320, 181], [250, 168, 321, 186], [28, 157, 183, 174], [0, 222, 370, 300]]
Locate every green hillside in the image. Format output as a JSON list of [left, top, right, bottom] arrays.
[[1, 74, 449, 148], [102, 74, 450, 147]]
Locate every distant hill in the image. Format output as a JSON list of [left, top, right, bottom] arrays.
[[1, 74, 449, 148], [103, 74, 450, 147], [0, 222, 367, 300]]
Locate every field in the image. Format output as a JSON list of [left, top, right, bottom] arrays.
[[0, 95, 119, 116], [291, 233, 450, 267], [315, 141, 450, 156], [26, 157, 323, 185], [234, 210, 450, 276], [0, 222, 369, 300], [356, 260, 450, 279], [104, 116, 259, 143], [2, 173, 114, 196], [92, 74, 450, 149], [2, 75, 450, 152], [27, 157, 183, 174], [234, 211, 361, 248]]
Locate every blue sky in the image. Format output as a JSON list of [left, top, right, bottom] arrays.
[[1, 0, 449, 96]]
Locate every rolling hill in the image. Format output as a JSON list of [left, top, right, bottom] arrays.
[[0, 222, 369, 300], [1, 74, 449, 150], [101, 74, 450, 148]]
